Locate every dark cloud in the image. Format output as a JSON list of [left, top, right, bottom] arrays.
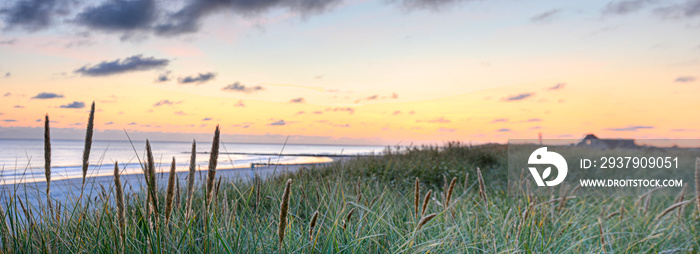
[[14, 105, 24, 108], [605, 125, 654, 131], [105, 122, 113, 125], [654, 0, 700, 19], [675, 76, 696, 82], [202, 117, 212, 121], [289, 97, 305, 103], [153, 100, 181, 107], [178, 72, 216, 84], [154, 0, 341, 36], [74, 55, 169, 76], [0, 0, 57, 31], [4, 72, 10, 77], [531, 9, 560, 23], [503, 93, 533, 101], [156, 71, 171, 82], [222, 82, 264, 93], [59, 101, 85, 108], [31, 92, 64, 99], [366, 95, 378, 100], [497, 128, 511, 132], [416, 117, 450, 123], [75, 0, 156, 32], [548, 83, 565, 90], [0, 39, 16, 45], [268, 119, 286, 126], [2, 119, 17, 122], [603, 0, 657, 15]]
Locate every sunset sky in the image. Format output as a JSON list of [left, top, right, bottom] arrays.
[[0, 0, 699, 145]]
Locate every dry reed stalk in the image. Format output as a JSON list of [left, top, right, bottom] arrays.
[[414, 177, 420, 217], [356, 178, 362, 203], [278, 178, 292, 249], [675, 185, 687, 218], [654, 200, 692, 221], [174, 177, 181, 210], [44, 114, 52, 214], [463, 172, 469, 194], [477, 167, 487, 200], [421, 190, 432, 217], [416, 213, 437, 230], [369, 196, 378, 208], [206, 125, 220, 209], [636, 186, 662, 214], [605, 211, 620, 220], [309, 211, 319, 241], [81, 102, 95, 187], [114, 162, 125, 253], [598, 217, 605, 250], [185, 140, 196, 220], [18, 198, 33, 228], [145, 140, 159, 219], [165, 157, 177, 224], [696, 158, 700, 216], [342, 208, 355, 230], [444, 177, 456, 209]]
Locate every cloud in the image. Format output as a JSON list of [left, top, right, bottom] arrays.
[[416, 117, 450, 123], [503, 93, 534, 101], [526, 118, 542, 122], [268, 120, 286, 126], [603, 0, 657, 15], [74, 55, 169, 76], [174, 111, 186, 115], [59, 101, 85, 109], [670, 128, 695, 132], [654, 0, 700, 19], [3, 93, 10, 97], [154, 0, 341, 36], [2, 119, 17, 122], [31, 92, 64, 99], [234, 100, 245, 107], [75, 0, 156, 33], [397, 0, 469, 10], [0, 39, 16, 45], [4, 72, 10, 77], [531, 9, 560, 23], [222, 82, 264, 93], [325, 107, 355, 114], [438, 128, 455, 132], [156, 71, 171, 82], [392, 93, 398, 99], [393, 111, 401, 115], [153, 100, 181, 107], [202, 117, 212, 121], [547, 83, 565, 90], [105, 122, 113, 125], [605, 125, 654, 131], [178, 72, 216, 84], [14, 105, 24, 108], [0, 0, 58, 31], [674, 76, 696, 82], [497, 128, 511, 132], [491, 118, 508, 123], [289, 97, 305, 103], [366, 95, 378, 100]]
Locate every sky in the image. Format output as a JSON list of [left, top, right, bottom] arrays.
[[0, 0, 699, 145]]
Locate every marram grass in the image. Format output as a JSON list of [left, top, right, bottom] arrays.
[[1, 109, 698, 253]]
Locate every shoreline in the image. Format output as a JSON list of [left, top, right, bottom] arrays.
[[0, 156, 349, 209]]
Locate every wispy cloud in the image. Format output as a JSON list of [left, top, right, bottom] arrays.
[[503, 93, 534, 101], [325, 107, 354, 114], [14, 105, 24, 108], [605, 125, 654, 131], [531, 9, 560, 23], [547, 83, 565, 90], [178, 72, 216, 84], [417, 117, 450, 123], [31, 92, 64, 99], [202, 117, 212, 121], [0, 39, 16, 45], [674, 76, 695, 83], [603, 0, 657, 15], [222, 82, 264, 93], [497, 128, 511, 132], [289, 97, 305, 103], [234, 100, 245, 107], [2, 119, 17, 122], [153, 100, 182, 107], [59, 101, 85, 109], [74, 55, 169, 77], [491, 118, 508, 123], [268, 120, 286, 126]]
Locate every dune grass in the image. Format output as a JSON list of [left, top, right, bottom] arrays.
[[0, 108, 698, 253]]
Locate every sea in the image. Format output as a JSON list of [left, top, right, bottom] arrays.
[[0, 139, 385, 185]]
